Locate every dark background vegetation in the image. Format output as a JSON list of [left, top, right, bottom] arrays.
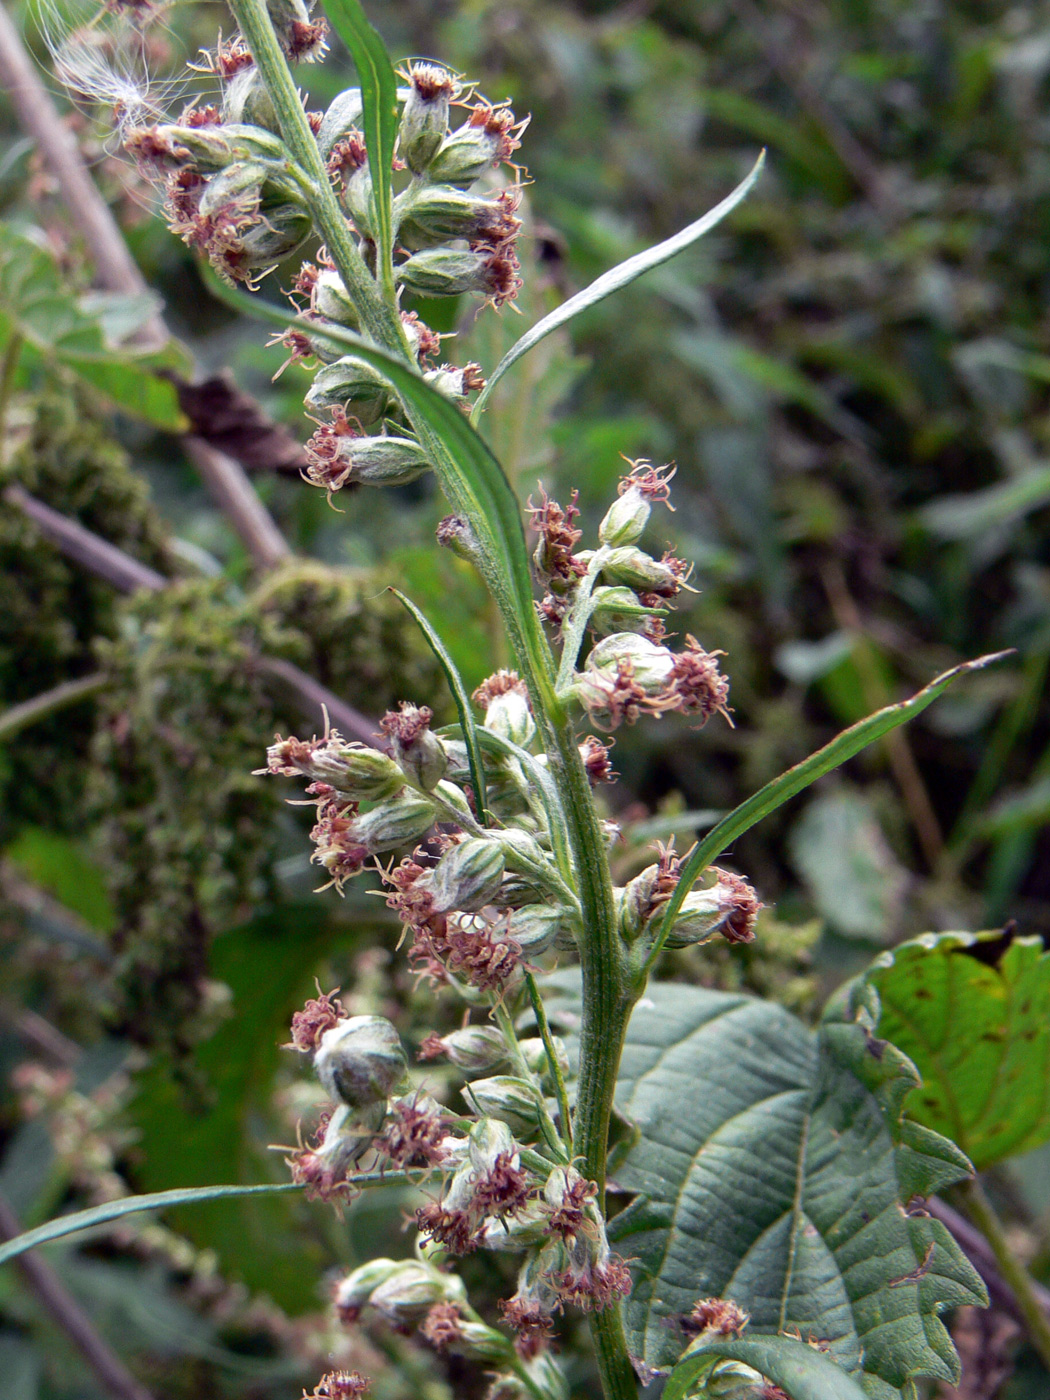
[[2, 0, 1050, 1395]]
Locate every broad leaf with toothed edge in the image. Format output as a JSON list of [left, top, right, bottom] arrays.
[[603, 980, 986, 1398]]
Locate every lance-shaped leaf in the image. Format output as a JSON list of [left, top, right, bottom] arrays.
[[202, 272, 557, 708], [606, 981, 986, 1396], [647, 653, 1011, 969], [863, 929, 1050, 1171], [0, 225, 187, 429], [322, 0, 399, 296], [471, 151, 766, 419], [664, 1333, 870, 1400]]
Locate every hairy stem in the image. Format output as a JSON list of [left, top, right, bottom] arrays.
[[225, 0, 407, 357], [957, 1176, 1050, 1370]]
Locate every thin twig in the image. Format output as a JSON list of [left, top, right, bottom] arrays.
[[0, 6, 294, 563], [5, 485, 167, 593], [1, 1005, 82, 1065], [184, 438, 291, 570], [0, 673, 110, 742], [0, 1189, 158, 1400]]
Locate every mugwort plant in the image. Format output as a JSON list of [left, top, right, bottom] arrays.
[[32, 0, 1013, 1395]]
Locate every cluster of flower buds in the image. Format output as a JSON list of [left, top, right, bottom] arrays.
[[525, 461, 734, 733]]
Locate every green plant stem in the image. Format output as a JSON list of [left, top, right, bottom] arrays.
[[0, 673, 110, 742], [524, 970, 573, 1153], [225, 0, 406, 358], [590, 1304, 639, 1400], [957, 1176, 1050, 1370], [0, 331, 22, 465], [493, 1001, 569, 1163]]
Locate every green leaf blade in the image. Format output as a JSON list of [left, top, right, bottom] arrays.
[[605, 981, 986, 1394], [664, 1334, 870, 1400], [651, 653, 1011, 965], [322, 0, 399, 295], [472, 151, 765, 418], [864, 929, 1050, 1170]]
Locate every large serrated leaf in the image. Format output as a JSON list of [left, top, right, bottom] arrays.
[[605, 981, 986, 1395], [0, 226, 187, 429], [863, 929, 1050, 1171]]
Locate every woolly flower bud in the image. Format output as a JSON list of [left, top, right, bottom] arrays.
[[222, 65, 277, 130], [428, 104, 526, 187], [484, 690, 535, 748], [368, 1260, 467, 1327], [463, 1077, 542, 1136], [305, 430, 430, 493], [304, 357, 393, 426], [264, 733, 404, 801], [599, 486, 651, 548], [380, 702, 448, 790], [397, 185, 522, 251], [422, 1025, 507, 1072], [315, 1015, 407, 1109], [587, 633, 675, 692], [398, 63, 458, 175], [317, 89, 364, 157], [396, 247, 522, 308], [335, 1257, 405, 1322], [348, 789, 437, 852], [589, 586, 663, 638], [506, 905, 564, 957], [432, 837, 506, 913], [312, 271, 361, 327], [266, 0, 328, 61], [468, 1114, 517, 1172], [496, 827, 548, 873], [239, 200, 312, 270], [664, 868, 761, 948], [480, 1203, 549, 1252], [599, 545, 688, 596], [519, 1037, 570, 1079], [423, 363, 486, 403], [132, 121, 288, 172]]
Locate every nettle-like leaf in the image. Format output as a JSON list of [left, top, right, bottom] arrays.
[[605, 981, 986, 1398], [863, 929, 1050, 1171], [0, 226, 188, 429]]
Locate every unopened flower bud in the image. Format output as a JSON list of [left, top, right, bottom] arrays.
[[423, 362, 486, 402], [483, 687, 535, 748], [380, 702, 448, 790], [396, 246, 523, 307], [496, 828, 547, 873], [318, 89, 364, 156], [436, 513, 486, 568], [315, 1015, 407, 1109], [518, 1036, 569, 1079], [506, 905, 564, 957], [427, 105, 524, 187], [156, 121, 288, 171], [480, 1203, 549, 1251], [599, 486, 651, 547], [589, 586, 662, 638], [398, 64, 457, 175], [222, 65, 278, 130], [305, 357, 393, 425], [335, 1257, 404, 1321], [349, 790, 437, 852], [600, 545, 688, 596], [427, 1025, 507, 1072], [306, 433, 430, 491], [463, 1077, 542, 1135], [266, 0, 328, 61], [396, 185, 521, 250], [197, 160, 266, 216], [587, 633, 675, 692], [368, 1259, 467, 1326], [432, 779, 474, 823], [468, 1115, 517, 1171], [432, 837, 506, 913], [266, 734, 404, 800], [312, 270, 361, 327], [664, 868, 760, 948]]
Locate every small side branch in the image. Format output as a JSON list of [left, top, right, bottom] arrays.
[[0, 673, 110, 742], [0, 1190, 158, 1400], [184, 438, 291, 571], [5, 485, 167, 593], [253, 656, 378, 746]]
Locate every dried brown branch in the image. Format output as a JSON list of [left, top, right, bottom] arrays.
[[253, 656, 378, 745], [184, 437, 291, 570], [0, 1189, 158, 1400]]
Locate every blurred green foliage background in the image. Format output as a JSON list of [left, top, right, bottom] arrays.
[[3, 0, 1050, 1395]]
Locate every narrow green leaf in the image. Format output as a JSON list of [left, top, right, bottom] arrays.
[[321, 0, 398, 295], [604, 981, 986, 1390], [202, 270, 555, 707], [649, 653, 1011, 968], [864, 929, 1050, 1169], [471, 152, 765, 419], [390, 587, 489, 819], [0, 1184, 302, 1267], [664, 1334, 870, 1400]]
